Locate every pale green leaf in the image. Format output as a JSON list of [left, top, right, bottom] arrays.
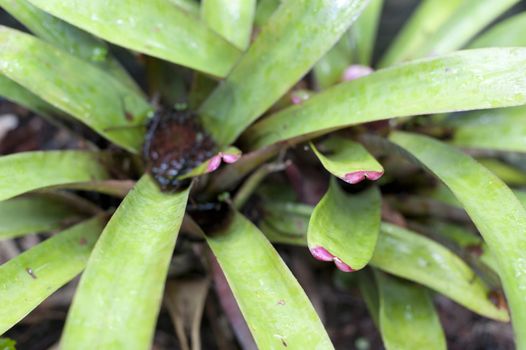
[[380, 0, 519, 66], [0, 194, 86, 240], [61, 176, 189, 350], [308, 181, 381, 271], [0, 27, 152, 152], [390, 131, 526, 346], [245, 48, 526, 149], [0, 216, 105, 335], [375, 270, 446, 350], [311, 137, 384, 184], [199, 0, 370, 146], [469, 12, 526, 49], [202, 0, 256, 50], [206, 211, 334, 349], [28, 0, 241, 77], [0, 151, 110, 202], [0, 0, 140, 92]]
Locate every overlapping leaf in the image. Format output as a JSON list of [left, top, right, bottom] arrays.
[[206, 211, 334, 349], [0, 151, 111, 202], [308, 181, 381, 271], [61, 176, 189, 350], [28, 0, 241, 77], [390, 131, 526, 346], [199, 0, 370, 146], [0, 216, 105, 334], [245, 48, 526, 149], [0, 27, 152, 152]]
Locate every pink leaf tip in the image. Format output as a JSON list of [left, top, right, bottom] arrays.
[[342, 171, 384, 184], [309, 246, 355, 272], [342, 65, 374, 82], [206, 151, 242, 173]]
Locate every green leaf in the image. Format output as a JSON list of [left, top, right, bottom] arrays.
[[375, 271, 446, 350], [0, 74, 61, 119], [308, 181, 381, 271], [0, 27, 151, 152], [379, 0, 519, 66], [390, 131, 526, 346], [358, 271, 380, 326], [0, 0, 140, 92], [199, 0, 369, 146], [311, 137, 384, 184], [0, 194, 86, 240], [168, 0, 200, 17], [348, 0, 383, 66], [379, 0, 465, 67], [61, 176, 189, 350], [448, 106, 526, 153], [254, 0, 280, 27], [0, 151, 110, 202], [372, 223, 507, 321], [244, 48, 526, 149], [27, 0, 241, 77], [258, 202, 506, 320], [0, 216, 105, 335], [0, 338, 16, 350], [206, 211, 334, 349], [477, 158, 526, 186], [202, 0, 256, 50], [312, 31, 354, 90], [469, 12, 526, 48]]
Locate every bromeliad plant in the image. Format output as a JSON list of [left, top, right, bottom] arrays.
[[1, 0, 526, 348]]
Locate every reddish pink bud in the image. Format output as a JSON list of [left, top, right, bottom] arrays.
[[207, 155, 222, 173], [333, 257, 355, 272], [309, 246, 355, 272], [222, 153, 241, 164], [342, 170, 384, 184], [342, 65, 374, 81], [309, 246, 334, 262]]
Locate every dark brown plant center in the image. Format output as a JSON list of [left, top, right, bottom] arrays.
[[143, 106, 217, 191]]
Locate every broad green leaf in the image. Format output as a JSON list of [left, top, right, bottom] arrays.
[[477, 158, 526, 186], [516, 190, 526, 208], [61, 176, 189, 350], [358, 271, 380, 326], [448, 106, 526, 153], [419, 0, 519, 56], [0, 338, 15, 350], [244, 48, 526, 149], [0, 194, 86, 240], [202, 0, 256, 50], [258, 203, 507, 320], [372, 223, 507, 321], [254, 0, 280, 27], [469, 12, 526, 49], [313, 31, 354, 90], [199, 0, 369, 146], [375, 271, 446, 350], [0, 216, 105, 335], [0, 27, 151, 152], [308, 181, 381, 271], [390, 131, 526, 346], [168, 0, 200, 17], [311, 137, 384, 184], [0, 74, 61, 119], [380, 0, 519, 67], [206, 211, 334, 349], [348, 0, 383, 66], [0, 151, 110, 202], [28, 0, 241, 77], [379, 0, 465, 67], [0, 0, 139, 92]]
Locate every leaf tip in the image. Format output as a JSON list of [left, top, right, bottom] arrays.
[[342, 171, 383, 184], [309, 246, 355, 272], [342, 65, 374, 82]]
